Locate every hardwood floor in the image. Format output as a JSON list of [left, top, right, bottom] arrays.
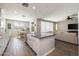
[[48, 39, 78, 56], [3, 37, 36, 56], [3, 37, 78, 56]]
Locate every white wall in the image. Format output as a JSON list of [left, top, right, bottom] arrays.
[[57, 14, 78, 32]]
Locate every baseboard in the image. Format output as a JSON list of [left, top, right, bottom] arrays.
[[42, 48, 55, 56]]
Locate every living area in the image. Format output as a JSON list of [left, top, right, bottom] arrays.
[[55, 13, 78, 44], [53, 13, 78, 56]]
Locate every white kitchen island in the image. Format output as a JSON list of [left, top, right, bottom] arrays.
[[26, 33, 55, 56]]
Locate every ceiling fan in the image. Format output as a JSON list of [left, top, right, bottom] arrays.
[[67, 16, 77, 20], [67, 16, 72, 20], [66, 13, 78, 20]]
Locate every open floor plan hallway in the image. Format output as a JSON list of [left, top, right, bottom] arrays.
[[3, 37, 36, 56]]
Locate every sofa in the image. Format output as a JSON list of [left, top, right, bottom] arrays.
[[55, 32, 78, 44]]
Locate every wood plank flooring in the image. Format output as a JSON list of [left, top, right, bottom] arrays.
[[48, 39, 78, 56], [3, 37, 78, 56], [3, 37, 36, 56]]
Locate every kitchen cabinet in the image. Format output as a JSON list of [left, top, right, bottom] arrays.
[[27, 34, 40, 55], [26, 33, 55, 56]]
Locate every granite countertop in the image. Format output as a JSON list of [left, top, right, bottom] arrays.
[[32, 32, 55, 39]]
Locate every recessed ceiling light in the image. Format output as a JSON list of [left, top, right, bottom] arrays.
[[32, 6, 36, 9]]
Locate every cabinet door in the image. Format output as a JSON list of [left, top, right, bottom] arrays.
[[27, 35, 40, 55], [32, 37, 39, 54], [27, 34, 33, 48], [27, 34, 30, 43]]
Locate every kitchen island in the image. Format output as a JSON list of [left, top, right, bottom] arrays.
[[26, 32, 55, 56]]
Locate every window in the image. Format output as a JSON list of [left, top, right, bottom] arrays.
[[41, 21, 46, 32], [56, 23, 58, 31], [41, 21, 53, 33], [0, 20, 4, 27]]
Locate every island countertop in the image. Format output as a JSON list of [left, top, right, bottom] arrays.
[[31, 32, 55, 39]]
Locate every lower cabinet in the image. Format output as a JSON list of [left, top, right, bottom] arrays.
[[27, 34, 55, 56], [32, 38, 40, 55], [27, 34, 40, 55]]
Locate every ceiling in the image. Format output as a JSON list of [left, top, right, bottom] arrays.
[[0, 3, 79, 22]]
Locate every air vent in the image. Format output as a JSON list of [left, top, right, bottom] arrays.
[[22, 3, 29, 7]]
